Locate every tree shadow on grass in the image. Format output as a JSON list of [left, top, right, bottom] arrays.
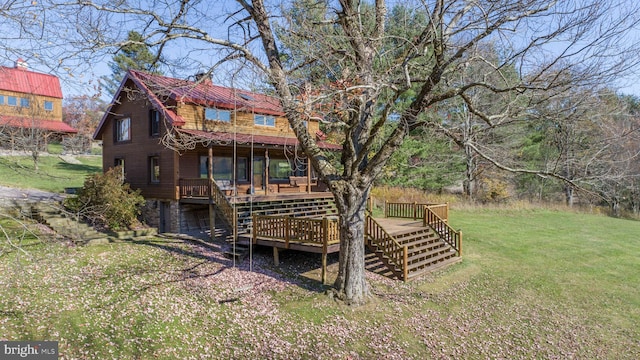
[[132, 234, 336, 294], [54, 162, 102, 174]]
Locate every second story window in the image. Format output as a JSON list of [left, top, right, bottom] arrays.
[[205, 107, 231, 122], [115, 117, 131, 142], [20, 98, 30, 108], [7, 96, 17, 106], [149, 109, 160, 137], [44, 101, 53, 111], [254, 114, 275, 127], [0, 96, 4, 105]]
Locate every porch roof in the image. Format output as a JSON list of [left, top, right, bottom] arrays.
[[178, 128, 342, 150], [0, 115, 77, 133]]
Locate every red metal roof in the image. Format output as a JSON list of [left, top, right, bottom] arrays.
[[129, 70, 284, 116], [0, 115, 77, 133], [179, 128, 342, 150], [0, 66, 63, 99]]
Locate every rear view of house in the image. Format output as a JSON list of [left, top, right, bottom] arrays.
[[93, 70, 340, 233], [93, 69, 462, 282]]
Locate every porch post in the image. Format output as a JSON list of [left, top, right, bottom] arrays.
[[265, 148, 270, 193], [321, 217, 328, 284], [208, 146, 215, 241], [273, 247, 280, 266], [306, 158, 311, 193]]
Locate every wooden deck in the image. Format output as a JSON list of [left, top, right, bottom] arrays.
[[371, 218, 425, 236], [244, 218, 424, 250]]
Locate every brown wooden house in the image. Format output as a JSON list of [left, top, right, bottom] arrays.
[[0, 59, 77, 149], [93, 70, 340, 233], [93, 69, 462, 282]]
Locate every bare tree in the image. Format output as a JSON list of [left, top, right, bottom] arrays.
[[39, 0, 640, 304]]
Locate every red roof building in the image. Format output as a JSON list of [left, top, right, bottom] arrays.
[[0, 60, 77, 136]]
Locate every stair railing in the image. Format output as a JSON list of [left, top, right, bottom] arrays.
[[209, 180, 237, 239], [365, 215, 408, 281], [424, 206, 462, 256], [385, 201, 446, 221]]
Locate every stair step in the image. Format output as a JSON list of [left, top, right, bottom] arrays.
[[407, 249, 457, 272], [406, 256, 462, 280], [407, 240, 448, 256]]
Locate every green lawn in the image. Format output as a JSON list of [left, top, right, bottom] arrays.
[[0, 155, 102, 192], [0, 209, 638, 359]]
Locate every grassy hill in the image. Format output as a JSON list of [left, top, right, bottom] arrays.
[[1, 208, 638, 358], [0, 154, 102, 192]]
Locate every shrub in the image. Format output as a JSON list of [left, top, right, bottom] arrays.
[[65, 167, 145, 230]]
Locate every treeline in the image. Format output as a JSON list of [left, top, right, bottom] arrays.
[[378, 90, 640, 217]]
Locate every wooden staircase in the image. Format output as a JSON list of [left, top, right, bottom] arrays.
[[365, 205, 462, 281]]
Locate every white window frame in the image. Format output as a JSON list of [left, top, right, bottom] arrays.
[[205, 107, 231, 122], [115, 117, 131, 142], [254, 114, 276, 127]]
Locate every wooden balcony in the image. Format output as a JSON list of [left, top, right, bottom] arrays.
[[179, 178, 332, 204]]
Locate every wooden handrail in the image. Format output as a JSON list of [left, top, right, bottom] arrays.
[[252, 214, 340, 247], [424, 205, 461, 256], [385, 201, 446, 221], [210, 179, 236, 233], [365, 215, 408, 281], [179, 178, 209, 198], [179, 178, 237, 239]]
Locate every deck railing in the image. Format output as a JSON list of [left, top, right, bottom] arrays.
[[385, 201, 448, 221], [179, 178, 237, 237], [424, 206, 462, 256], [179, 178, 210, 198], [252, 215, 340, 247], [365, 215, 408, 281]]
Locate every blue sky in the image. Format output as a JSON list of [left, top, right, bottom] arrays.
[[3, 0, 640, 101]]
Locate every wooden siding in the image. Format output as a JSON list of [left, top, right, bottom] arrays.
[[0, 90, 63, 120], [100, 88, 179, 200], [177, 102, 320, 138]]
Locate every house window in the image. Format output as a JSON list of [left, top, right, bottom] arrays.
[[20, 98, 30, 107], [0, 96, 4, 105], [149, 109, 160, 137], [254, 114, 275, 127], [7, 96, 17, 106], [269, 159, 292, 181], [150, 156, 160, 183], [199, 156, 248, 181], [205, 108, 231, 122], [115, 117, 131, 142], [44, 101, 53, 111], [236, 158, 248, 181]]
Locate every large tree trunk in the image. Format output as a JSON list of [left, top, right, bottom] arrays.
[[331, 182, 371, 305]]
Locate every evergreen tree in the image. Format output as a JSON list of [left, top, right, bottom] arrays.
[[100, 31, 161, 97]]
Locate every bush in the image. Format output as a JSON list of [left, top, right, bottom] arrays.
[[65, 167, 145, 230]]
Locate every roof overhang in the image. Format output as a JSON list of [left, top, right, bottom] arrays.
[[0, 116, 77, 133], [178, 128, 342, 150]]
